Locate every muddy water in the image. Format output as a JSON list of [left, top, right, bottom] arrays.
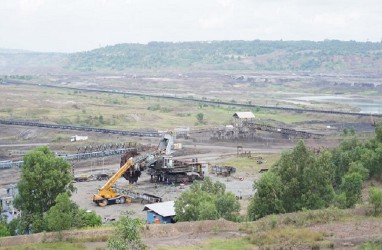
[[290, 95, 382, 114]]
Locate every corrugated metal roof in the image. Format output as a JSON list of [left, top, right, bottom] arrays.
[[233, 112, 255, 119], [143, 201, 175, 217]]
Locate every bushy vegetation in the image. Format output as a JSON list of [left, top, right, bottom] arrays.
[[0, 217, 10, 237], [108, 216, 146, 250], [175, 177, 240, 222], [368, 187, 382, 215], [248, 126, 382, 220], [46, 193, 102, 232]]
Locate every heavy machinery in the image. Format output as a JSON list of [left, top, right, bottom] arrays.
[[119, 134, 205, 184], [147, 158, 205, 184], [120, 134, 175, 184], [92, 134, 173, 206], [93, 134, 205, 206], [93, 154, 155, 207]]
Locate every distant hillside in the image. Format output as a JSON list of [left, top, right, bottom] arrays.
[[1, 40, 382, 74], [67, 40, 382, 73]]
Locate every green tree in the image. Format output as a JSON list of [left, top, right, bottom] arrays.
[[342, 128, 348, 136], [108, 216, 146, 250], [368, 187, 382, 215], [375, 125, 382, 143], [6, 218, 19, 236], [175, 190, 204, 221], [199, 200, 220, 220], [190, 177, 225, 195], [340, 173, 363, 208], [215, 192, 240, 221], [330, 138, 364, 186], [98, 115, 104, 124], [349, 127, 356, 136], [175, 178, 240, 222], [14, 146, 74, 233], [359, 148, 379, 178], [196, 113, 204, 124], [0, 217, 10, 237], [248, 141, 335, 220], [273, 141, 334, 212], [248, 171, 284, 220], [72, 209, 102, 228], [46, 193, 102, 232], [348, 162, 369, 180], [46, 193, 72, 232]]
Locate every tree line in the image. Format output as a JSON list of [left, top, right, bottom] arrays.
[[248, 126, 382, 220]]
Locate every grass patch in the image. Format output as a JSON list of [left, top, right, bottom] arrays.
[[0, 242, 86, 250], [216, 153, 280, 172], [280, 207, 347, 227], [358, 240, 382, 250], [156, 238, 252, 250], [248, 226, 327, 247], [242, 207, 348, 234], [238, 207, 354, 248]]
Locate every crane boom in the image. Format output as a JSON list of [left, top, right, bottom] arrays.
[[99, 158, 133, 192], [93, 153, 152, 206], [99, 154, 149, 192], [92, 134, 173, 207]]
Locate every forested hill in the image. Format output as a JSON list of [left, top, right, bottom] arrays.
[[2, 40, 382, 74], [67, 40, 382, 73]]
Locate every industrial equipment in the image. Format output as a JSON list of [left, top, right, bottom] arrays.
[[93, 134, 205, 206], [147, 158, 205, 184], [92, 135, 173, 206], [120, 136, 205, 184], [92, 154, 152, 206]]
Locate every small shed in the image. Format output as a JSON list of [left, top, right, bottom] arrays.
[[233, 112, 255, 128], [143, 201, 175, 224]]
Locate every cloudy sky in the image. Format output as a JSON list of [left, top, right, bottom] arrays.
[[0, 0, 381, 52]]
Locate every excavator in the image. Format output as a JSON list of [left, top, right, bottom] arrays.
[[92, 134, 173, 206]]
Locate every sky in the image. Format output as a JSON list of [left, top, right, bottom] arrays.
[[0, 0, 381, 53]]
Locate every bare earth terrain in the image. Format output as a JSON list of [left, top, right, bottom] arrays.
[[2, 127, 381, 249], [1, 71, 381, 249]]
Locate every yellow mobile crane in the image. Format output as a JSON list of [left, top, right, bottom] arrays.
[[92, 134, 174, 207], [92, 154, 154, 206]]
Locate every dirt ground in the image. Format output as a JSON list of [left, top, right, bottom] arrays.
[[64, 138, 279, 222], [1, 124, 379, 249], [309, 217, 382, 249], [0, 219, 244, 249], [3, 210, 382, 249], [0, 124, 352, 217], [70, 160, 258, 222]]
